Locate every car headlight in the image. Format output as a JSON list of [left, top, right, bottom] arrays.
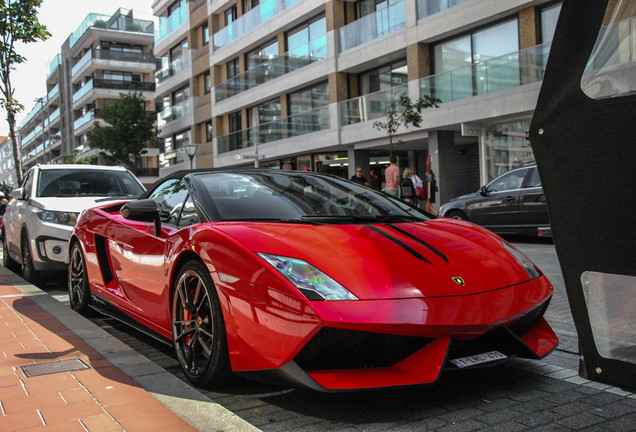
[[37, 210, 78, 226], [257, 253, 358, 301], [502, 241, 542, 280]]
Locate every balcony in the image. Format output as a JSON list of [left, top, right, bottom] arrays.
[[47, 54, 61, 79], [217, 105, 330, 154], [215, 41, 326, 102], [213, 0, 301, 49], [416, 0, 470, 19], [73, 79, 155, 104], [158, 99, 191, 126], [156, 55, 190, 84], [339, 0, 405, 52], [419, 43, 551, 102], [70, 13, 154, 48], [156, 0, 188, 44], [340, 83, 409, 126], [49, 108, 61, 124], [73, 110, 98, 131], [47, 84, 59, 101], [72, 49, 156, 78]]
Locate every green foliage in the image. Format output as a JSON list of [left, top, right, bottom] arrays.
[[61, 149, 92, 165], [0, 0, 50, 185], [0, 181, 13, 198], [86, 92, 155, 170], [373, 94, 441, 154], [93, 19, 108, 28]]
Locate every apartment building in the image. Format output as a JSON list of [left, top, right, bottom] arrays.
[[152, 0, 565, 203], [17, 8, 159, 186], [0, 136, 13, 187]]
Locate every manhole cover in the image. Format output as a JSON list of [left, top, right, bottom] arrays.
[[21, 358, 91, 377]]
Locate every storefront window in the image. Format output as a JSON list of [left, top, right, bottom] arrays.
[[483, 119, 533, 181]]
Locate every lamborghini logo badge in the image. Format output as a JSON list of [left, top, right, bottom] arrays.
[[452, 276, 465, 286]]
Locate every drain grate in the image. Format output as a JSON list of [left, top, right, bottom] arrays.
[[21, 358, 91, 377]]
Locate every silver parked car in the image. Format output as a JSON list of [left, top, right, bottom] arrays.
[[2, 164, 146, 282], [439, 164, 549, 236]]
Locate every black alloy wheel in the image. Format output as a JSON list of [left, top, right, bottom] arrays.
[[2, 232, 20, 272], [447, 210, 468, 221], [21, 232, 40, 284], [68, 241, 91, 315], [172, 260, 231, 387]]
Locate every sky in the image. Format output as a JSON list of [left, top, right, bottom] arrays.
[[0, 0, 156, 137]]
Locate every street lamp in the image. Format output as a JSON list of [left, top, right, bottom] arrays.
[[184, 144, 199, 170]]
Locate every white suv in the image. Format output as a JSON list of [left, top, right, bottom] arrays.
[[2, 164, 146, 283]]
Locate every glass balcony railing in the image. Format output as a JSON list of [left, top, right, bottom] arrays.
[[49, 108, 60, 123], [214, 0, 302, 49], [340, 83, 409, 126], [47, 54, 61, 78], [73, 110, 97, 130], [339, 0, 405, 52], [70, 13, 154, 48], [156, 0, 188, 44], [217, 105, 330, 154], [47, 84, 59, 101], [158, 99, 192, 126], [419, 43, 551, 103], [73, 79, 94, 104], [215, 41, 326, 102], [73, 49, 156, 77], [156, 55, 190, 84], [416, 0, 470, 19], [21, 104, 44, 128]]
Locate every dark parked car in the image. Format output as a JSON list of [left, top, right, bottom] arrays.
[[439, 164, 549, 236]]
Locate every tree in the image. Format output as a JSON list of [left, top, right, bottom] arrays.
[[373, 94, 441, 155], [61, 149, 92, 165], [87, 92, 155, 170], [0, 180, 12, 198], [0, 0, 50, 185]]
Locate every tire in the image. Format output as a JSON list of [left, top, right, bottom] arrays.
[[172, 260, 232, 387], [21, 232, 40, 284], [2, 231, 20, 272], [447, 210, 468, 221], [68, 241, 91, 315]]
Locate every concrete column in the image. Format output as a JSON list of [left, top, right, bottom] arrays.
[[428, 130, 456, 205]]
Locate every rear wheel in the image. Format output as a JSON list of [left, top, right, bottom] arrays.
[[21, 233, 40, 284], [68, 241, 91, 315], [2, 232, 20, 272], [172, 260, 232, 387], [447, 210, 468, 221]]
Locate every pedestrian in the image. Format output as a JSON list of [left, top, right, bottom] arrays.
[[400, 167, 417, 206], [350, 167, 368, 185], [384, 155, 399, 197], [427, 169, 439, 216], [369, 170, 380, 190]]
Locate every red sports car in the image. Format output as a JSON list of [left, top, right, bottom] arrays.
[[69, 169, 558, 391]]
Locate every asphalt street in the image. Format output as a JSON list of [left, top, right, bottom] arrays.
[[2, 238, 636, 431]]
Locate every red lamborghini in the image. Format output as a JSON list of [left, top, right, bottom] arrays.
[[69, 169, 558, 391]]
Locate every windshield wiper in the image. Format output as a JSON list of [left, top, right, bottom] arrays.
[[300, 215, 423, 224]]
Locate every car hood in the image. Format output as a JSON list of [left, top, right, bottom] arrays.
[[447, 191, 477, 202], [214, 219, 536, 300], [31, 197, 129, 213]]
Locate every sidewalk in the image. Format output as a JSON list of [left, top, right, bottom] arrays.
[[0, 265, 259, 432]]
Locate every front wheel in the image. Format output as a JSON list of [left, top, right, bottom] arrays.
[[68, 241, 91, 315], [446, 210, 468, 221], [172, 260, 232, 387], [21, 233, 40, 284]]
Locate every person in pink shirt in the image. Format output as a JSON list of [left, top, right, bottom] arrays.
[[384, 155, 399, 197]]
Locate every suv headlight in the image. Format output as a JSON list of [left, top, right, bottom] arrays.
[[502, 241, 542, 280], [37, 210, 78, 226], [258, 253, 358, 301]]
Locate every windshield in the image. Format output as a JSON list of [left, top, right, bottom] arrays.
[[194, 171, 431, 223], [37, 169, 145, 198]]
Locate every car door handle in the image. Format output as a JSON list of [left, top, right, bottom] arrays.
[[505, 196, 515, 202]]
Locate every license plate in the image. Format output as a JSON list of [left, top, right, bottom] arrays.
[[449, 351, 507, 368]]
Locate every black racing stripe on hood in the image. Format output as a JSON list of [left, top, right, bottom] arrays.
[[365, 225, 432, 264], [386, 224, 448, 263]]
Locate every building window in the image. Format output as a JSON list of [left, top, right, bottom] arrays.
[[288, 82, 329, 132], [226, 57, 240, 80], [247, 39, 278, 69], [224, 5, 237, 26], [201, 22, 209, 45], [358, 60, 407, 95], [228, 111, 242, 150], [286, 15, 327, 60], [242, 0, 259, 12], [540, 3, 562, 44], [204, 71, 211, 94], [205, 121, 213, 142]]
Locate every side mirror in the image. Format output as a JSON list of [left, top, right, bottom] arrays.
[[120, 199, 161, 236], [479, 186, 489, 196], [11, 188, 24, 200]]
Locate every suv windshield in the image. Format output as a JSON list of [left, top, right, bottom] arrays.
[[194, 171, 431, 223], [37, 169, 145, 198]]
